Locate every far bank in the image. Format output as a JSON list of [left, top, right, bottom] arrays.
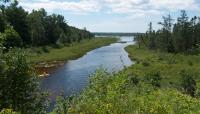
[[28, 37, 117, 76]]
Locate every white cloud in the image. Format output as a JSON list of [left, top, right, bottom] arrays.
[[19, 0, 200, 17], [20, 0, 101, 13], [150, 0, 199, 11], [103, 0, 199, 18]]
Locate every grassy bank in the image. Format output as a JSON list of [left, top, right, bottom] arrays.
[[51, 44, 200, 114], [29, 37, 117, 63], [125, 45, 200, 88]]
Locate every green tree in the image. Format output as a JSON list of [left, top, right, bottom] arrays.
[[1, 0, 93, 47], [44, 14, 63, 44], [27, 9, 46, 46], [0, 8, 6, 32], [147, 22, 156, 49], [2, 26, 22, 49], [5, 1, 31, 46], [0, 49, 48, 114], [158, 14, 174, 52], [173, 10, 191, 52], [57, 31, 70, 45]]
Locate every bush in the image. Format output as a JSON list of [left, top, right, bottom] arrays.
[[167, 58, 177, 64], [52, 44, 64, 49], [127, 74, 140, 86], [0, 33, 4, 47], [2, 27, 23, 50], [188, 60, 193, 66], [0, 49, 48, 114], [195, 84, 200, 98], [42, 46, 49, 53], [53, 94, 75, 114], [180, 70, 196, 97], [142, 60, 150, 66], [146, 71, 162, 87], [0, 109, 19, 114], [51, 70, 200, 114], [187, 45, 200, 55]]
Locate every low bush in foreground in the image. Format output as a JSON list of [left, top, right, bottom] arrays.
[[52, 70, 200, 114], [0, 49, 48, 114]]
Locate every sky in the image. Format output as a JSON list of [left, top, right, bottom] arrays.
[[18, 0, 200, 33]]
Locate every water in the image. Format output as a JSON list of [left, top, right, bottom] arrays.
[[41, 36, 135, 110]]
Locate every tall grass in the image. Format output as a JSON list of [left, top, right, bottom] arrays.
[[28, 37, 117, 63]]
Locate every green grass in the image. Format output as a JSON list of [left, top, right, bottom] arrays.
[[50, 44, 200, 114], [28, 37, 117, 63], [125, 45, 200, 88]]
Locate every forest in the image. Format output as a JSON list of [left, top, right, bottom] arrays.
[[0, 0, 93, 50], [136, 10, 200, 54]]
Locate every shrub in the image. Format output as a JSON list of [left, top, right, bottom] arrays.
[[180, 70, 196, 97], [146, 71, 162, 87], [2, 27, 23, 50], [53, 94, 75, 114], [167, 58, 177, 64], [42, 46, 49, 53], [0, 33, 4, 47], [0, 109, 19, 114], [51, 70, 200, 114], [142, 60, 150, 66], [0, 49, 48, 114], [127, 74, 140, 86], [188, 60, 193, 66]]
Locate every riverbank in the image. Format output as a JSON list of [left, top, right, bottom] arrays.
[[125, 45, 200, 87], [50, 44, 200, 113], [29, 37, 117, 76]]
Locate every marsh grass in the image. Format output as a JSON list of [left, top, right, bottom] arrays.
[[125, 45, 200, 88], [28, 38, 117, 63]]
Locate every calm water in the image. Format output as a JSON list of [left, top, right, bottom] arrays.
[[41, 36, 135, 109]]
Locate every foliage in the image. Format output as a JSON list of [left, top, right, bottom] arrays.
[[1, 26, 22, 50], [137, 10, 200, 54], [180, 70, 196, 97], [52, 70, 200, 114], [142, 60, 150, 66], [125, 45, 200, 90], [27, 9, 46, 46], [0, 49, 48, 114], [0, 12, 6, 33], [53, 95, 75, 114], [0, 33, 3, 47], [146, 71, 162, 87], [0, 109, 20, 114], [0, 1, 93, 48], [5, 1, 30, 46]]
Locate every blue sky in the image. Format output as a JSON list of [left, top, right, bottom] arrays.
[[19, 0, 200, 32]]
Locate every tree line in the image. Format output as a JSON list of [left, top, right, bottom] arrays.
[[0, 0, 93, 49], [136, 10, 200, 54]]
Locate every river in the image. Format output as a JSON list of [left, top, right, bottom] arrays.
[[41, 36, 135, 110]]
